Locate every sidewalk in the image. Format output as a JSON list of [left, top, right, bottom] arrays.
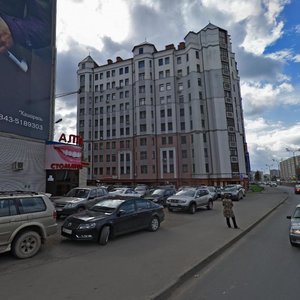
[[152, 187, 288, 300]]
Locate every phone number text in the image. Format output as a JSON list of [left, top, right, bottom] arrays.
[[0, 114, 43, 131]]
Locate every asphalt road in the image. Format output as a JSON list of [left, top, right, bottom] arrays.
[[0, 187, 289, 300], [169, 187, 300, 300]]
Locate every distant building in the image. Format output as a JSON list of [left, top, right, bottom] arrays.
[[280, 156, 300, 181], [76, 23, 250, 187]]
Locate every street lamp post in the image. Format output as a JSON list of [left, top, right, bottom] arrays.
[[286, 148, 300, 181], [272, 158, 280, 180]]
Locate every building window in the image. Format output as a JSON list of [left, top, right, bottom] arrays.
[[140, 138, 147, 146], [106, 71, 110, 78], [159, 84, 164, 92], [160, 96, 165, 104], [160, 110, 165, 118], [139, 47, 143, 54], [139, 85, 145, 93], [195, 51, 199, 59], [159, 71, 164, 79], [165, 69, 170, 77], [168, 136, 173, 144], [177, 56, 182, 64], [182, 150, 187, 159], [138, 60, 145, 68], [181, 136, 187, 144], [140, 124, 146, 132], [161, 123, 166, 132], [141, 165, 148, 174], [139, 98, 145, 106], [168, 122, 173, 131], [140, 151, 147, 160], [167, 108, 172, 117], [162, 137, 166, 145], [166, 83, 171, 90], [139, 72, 145, 80], [180, 122, 185, 130], [182, 164, 188, 173], [158, 58, 163, 66], [125, 66, 129, 73], [165, 57, 170, 64]]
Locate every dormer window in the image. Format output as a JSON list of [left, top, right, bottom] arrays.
[[139, 47, 143, 54]]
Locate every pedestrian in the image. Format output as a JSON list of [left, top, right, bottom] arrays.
[[222, 193, 239, 229]]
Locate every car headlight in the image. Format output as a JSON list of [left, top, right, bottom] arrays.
[[78, 223, 96, 230], [65, 203, 78, 208]]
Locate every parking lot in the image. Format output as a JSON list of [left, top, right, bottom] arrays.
[[0, 189, 288, 300]]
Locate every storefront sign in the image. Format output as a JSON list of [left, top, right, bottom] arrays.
[[45, 141, 82, 170]]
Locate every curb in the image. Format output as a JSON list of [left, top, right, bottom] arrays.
[[150, 195, 288, 300]]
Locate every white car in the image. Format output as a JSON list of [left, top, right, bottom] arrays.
[[109, 187, 141, 198], [134, 185, 149, 196]]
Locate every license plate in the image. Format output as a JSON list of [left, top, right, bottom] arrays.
[[62, 227, 72, 234]]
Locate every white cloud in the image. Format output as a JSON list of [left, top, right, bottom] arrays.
[[241, 80, 298, 115], [57, 0, 130, 52], [245, 118, 300, 170]]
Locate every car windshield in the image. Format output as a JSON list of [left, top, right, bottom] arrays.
[[66, 189, 89, 198], [295, 185, 300, 188], [293, 208, 300, 218], [176, 189, 196, 197], [224, 186, 236, 191], [152, 189, 165, 195], [90, 199, 125, 213]]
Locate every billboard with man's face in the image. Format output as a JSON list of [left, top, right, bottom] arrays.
[[0, 0, 56, 140]]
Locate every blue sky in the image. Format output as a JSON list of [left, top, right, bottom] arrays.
[[55, 0, 300, 174]]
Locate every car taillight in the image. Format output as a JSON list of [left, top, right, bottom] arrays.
[[53, 210, 57, 220]]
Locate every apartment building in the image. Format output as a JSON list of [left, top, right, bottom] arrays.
[[77, 23, 250, 187]]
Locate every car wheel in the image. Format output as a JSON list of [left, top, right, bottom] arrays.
[[149, 217, 160, 232], [189, 203, 196, 214], [207, 200, 213, 210], [99, 226, 110, 245], [12, 231, 41, 259], [168, 207, 173, 212], [290, 238, 296, 247]]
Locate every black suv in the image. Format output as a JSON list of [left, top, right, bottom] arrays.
[[144, 187, 176, 206], [0, 191, 57, 259]]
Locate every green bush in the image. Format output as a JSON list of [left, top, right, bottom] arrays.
[[249, 184, 264, 192]]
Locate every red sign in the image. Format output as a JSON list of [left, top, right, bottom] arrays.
[[58, 133, 83, 146]]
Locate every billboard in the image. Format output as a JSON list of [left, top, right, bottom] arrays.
[[0, 0, 56, 140], [45, 141, 82, 170]]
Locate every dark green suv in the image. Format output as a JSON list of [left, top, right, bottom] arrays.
[[0, 191, 58, 259]]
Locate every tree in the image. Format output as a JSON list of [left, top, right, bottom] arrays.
[[254, 170, 261, 182]]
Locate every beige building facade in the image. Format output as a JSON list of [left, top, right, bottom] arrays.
[[77, 24, 250, 187]]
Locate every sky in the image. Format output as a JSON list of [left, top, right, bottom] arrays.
[[55, 0, 300, 174]]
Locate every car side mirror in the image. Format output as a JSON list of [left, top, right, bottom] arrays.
[[287, 216, 291, 219], [117, 209, 126, 217]]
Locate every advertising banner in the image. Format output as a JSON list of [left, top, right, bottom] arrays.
[[0, 0, 56, 140], [45, 141, 82, 170]]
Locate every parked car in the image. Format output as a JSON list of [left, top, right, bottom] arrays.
[[0, 191, 57, 259], [166, 187, 213, 214], [270, 181, 278, 187], [206, 186, 218, 201], [109, 187, 140, 198], [134, 185, 149, 197], [51, 186, 109, 217], [61, 197, 164, 244], [295, 185, 300, 194], [287, 204, 300, 246], [221, 185, 244, 201], [144, 187, 176, 206]]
